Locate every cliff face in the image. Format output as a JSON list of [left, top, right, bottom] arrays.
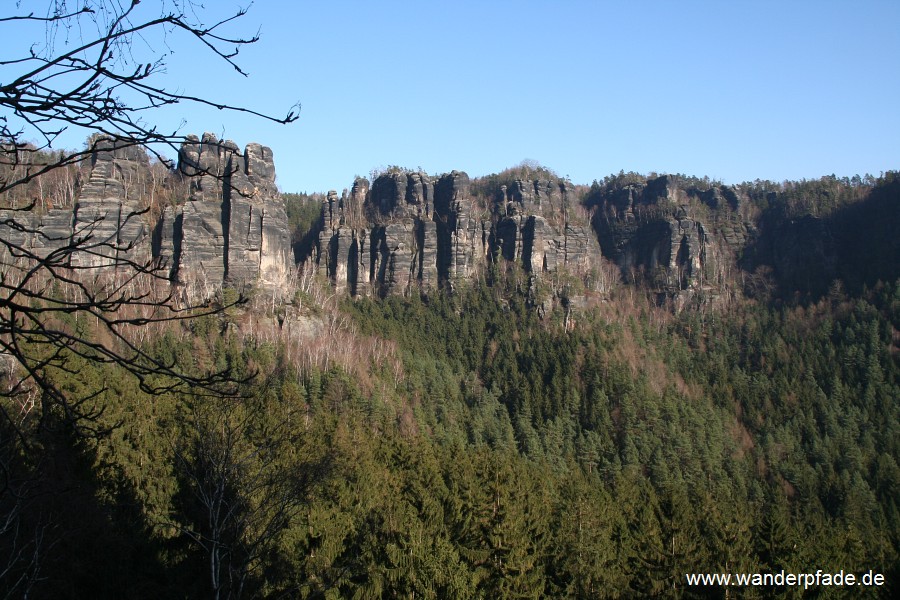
[[9, 138, 891, 308], [0, 138, 754, 309], [1, 137, 151, 268], [492, 178, 597, 277], [314, 171, 602, 297], [162, 133, 292, 293], [589, 175, 754, 306], [316, 172, 477, 297], [1, 134, 292, 298], [312, 170, 899, 306], [587, 172, 900, 304]]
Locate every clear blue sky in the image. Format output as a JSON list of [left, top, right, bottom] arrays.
[[6, 1, 899, 193]]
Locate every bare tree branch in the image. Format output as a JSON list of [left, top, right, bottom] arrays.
[[1, 0, 300, 195], [0, 2, 298, 593]]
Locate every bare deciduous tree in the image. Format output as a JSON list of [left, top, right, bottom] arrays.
[[0, 2, 298, 595], [173, 398, 328, 600], [1, 0, 298, 193], [1, 0, 300, 430]]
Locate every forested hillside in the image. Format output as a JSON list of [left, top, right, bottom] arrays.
[[2, 169, 899, 598]]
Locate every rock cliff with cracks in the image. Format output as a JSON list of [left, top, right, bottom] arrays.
[[2, 134, 292, 300], [157, 133, 292, 297], [1, 137, 151, 268], [314, 170, 601, 298], [5, 139, 896, 309], [588, 174, 754, 307]]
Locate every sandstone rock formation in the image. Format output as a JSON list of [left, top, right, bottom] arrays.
[[314, 170, 601, 298], [163, 133, 292, 292], [7, 139, 892, 311], [589, 174, 754, 306], [72, 139, 151, 268], [1, 137, 151, 268], [434, 171, 487, 284], [2, 134, 292, 299]]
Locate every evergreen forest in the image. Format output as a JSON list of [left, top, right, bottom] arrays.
[[2, 170, 899, 599]]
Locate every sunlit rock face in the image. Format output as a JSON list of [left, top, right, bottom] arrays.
[[167, 133, 292, 294], [314, 169, 601, 298], [1, 134, 292, 301], [1, 137, 151, 269]]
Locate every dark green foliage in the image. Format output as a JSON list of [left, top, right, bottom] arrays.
[[283, 192, 324, 263], [470, 160, 563, 204], [739, 172, 900, 298], [4, 244, 900, 596]]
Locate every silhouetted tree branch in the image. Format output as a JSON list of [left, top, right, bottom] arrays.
[[173, 398, 329, 599], [0, 2, 298, 595], [0, 0, 299, 193]]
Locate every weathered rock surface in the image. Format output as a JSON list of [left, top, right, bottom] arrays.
[[314, 169, 601, 298], [74, 140, 150, 268], [589, 174, 753, 305], [2, 134, 291, 298], [1, 137, 151, 268], [169, 133, 291, 291], [8, 140, 894, 309]]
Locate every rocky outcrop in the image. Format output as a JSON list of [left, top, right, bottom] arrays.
[[11, 139, 892, 310], [1, 137, 151, 268], [166, 133, 291, 291], [72, 140, 151, 268], [1, 134, 292, 298], [495, 179, 596, 276], [0, 207, 73, 261], [314, 170, 601, 298], [317, 187, 364, 295], [589, 175, 752, 305], [435, 171, 487, 284]]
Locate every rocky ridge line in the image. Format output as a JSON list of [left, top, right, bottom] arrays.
[[314, 170, 602, 298], [1, 134, 293, 299]]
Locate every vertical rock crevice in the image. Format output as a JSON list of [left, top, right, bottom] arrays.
[[312, 169, 600, 298], [170, 133, 292, 297]]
